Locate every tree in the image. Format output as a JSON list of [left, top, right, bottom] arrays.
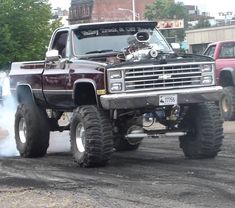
[[0, 0, 61, 70], [144, 0, 188, 42], [194, 18, 211, 29]]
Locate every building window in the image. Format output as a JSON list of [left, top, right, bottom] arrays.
[[82, 7, 86, 17], [76, 8, 79, 17], [85, 5, 90, 16], [72, 8, 76, 18], [79, 6, 82, 17]]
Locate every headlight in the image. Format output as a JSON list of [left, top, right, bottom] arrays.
[[111, 83, 122, 91], [201, 64, 212, 72], [110, 70, 122, 79], [108, 69, 124, 93], [201, 76, 213, 84]]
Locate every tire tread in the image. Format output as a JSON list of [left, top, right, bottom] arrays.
[[179, 103, 224, 159], [70, 105, 113, 167]]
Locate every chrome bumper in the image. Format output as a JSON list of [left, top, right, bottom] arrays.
[[100, 86, 222, 109]]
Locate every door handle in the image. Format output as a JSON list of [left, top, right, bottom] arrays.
[[69, 69, 75, 73]]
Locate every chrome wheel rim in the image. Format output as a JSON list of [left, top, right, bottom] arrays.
[[75, 123, 85, 153], [222, 96, 230, 113], [19, 118, 27, 144]]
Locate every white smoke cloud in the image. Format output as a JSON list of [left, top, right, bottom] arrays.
[[0, 75, 19, 157], [0, 74, 71, 157]]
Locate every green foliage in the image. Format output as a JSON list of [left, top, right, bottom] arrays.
[[145, 0, 187, 20], [0, 0, 59, 70], [194, 18, 211, 29], [144, 0, 188, 42]]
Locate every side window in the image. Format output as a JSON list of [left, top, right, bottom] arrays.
[[219, 43, 235, 58], [52, 31, 68, 58], [204, 45, 216, 58]]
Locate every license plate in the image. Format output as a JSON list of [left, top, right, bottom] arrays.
[[159, 94, 177, 106]]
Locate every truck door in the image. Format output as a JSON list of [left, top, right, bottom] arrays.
[[42, 30, 74, 109]]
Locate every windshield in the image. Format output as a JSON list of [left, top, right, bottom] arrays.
[[72, 26, 173, 56]]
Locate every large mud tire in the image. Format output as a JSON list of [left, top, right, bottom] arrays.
[[70, 106, 113, 167], [114, 116, 143, 151], [179, 103, 223, 159], [15, 103, 50, 157], [219, 86, 235, 121]]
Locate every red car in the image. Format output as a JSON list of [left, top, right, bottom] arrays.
[[204, 40, 235, 120]]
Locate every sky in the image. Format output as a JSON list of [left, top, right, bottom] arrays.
[[49, 0, 235, 18], [49, 0, 70, 10], [176, 0, 235, 18]]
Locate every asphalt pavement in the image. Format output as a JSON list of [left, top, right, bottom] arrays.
[[0, 122, 235, 208]]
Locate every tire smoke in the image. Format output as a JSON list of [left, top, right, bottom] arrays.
[[0, 75, 19, 157]]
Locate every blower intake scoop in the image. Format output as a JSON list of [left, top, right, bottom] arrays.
[[125, 31, 159, 62]]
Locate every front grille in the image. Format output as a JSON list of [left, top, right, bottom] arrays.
[[124, 63, 203, 92]]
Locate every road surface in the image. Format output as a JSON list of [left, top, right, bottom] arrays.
[[0, 122, 235, 208]]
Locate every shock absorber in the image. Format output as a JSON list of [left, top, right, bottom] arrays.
[[169, 105, 181, 121]]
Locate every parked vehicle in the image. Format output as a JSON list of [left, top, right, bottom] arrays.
[[203, 40, 235, 120], [10, 21, 223, 167]]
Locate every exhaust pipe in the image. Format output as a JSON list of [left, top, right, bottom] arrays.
[[125, 131, 187, 139], [125, 130, 146, 145], [165, 132, 186, 137]]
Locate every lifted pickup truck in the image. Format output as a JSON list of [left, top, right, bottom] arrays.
[[10, 21, 223, 167], [204, 40, 235, 120]]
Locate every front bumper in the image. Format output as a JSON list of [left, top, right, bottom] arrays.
[[100, 86, 222, 109]]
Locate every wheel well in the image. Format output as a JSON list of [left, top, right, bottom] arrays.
[[220, 71, 234, 87], [17, 85, 34, 103], [74, 82, 97, 106]]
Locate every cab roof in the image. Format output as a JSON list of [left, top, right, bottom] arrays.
[[59, 21, 158, 31]]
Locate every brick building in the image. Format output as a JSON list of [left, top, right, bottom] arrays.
[[68, 0, 157, 24]]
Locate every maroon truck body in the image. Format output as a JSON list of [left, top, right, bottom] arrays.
[[10, 60, 105, 110]]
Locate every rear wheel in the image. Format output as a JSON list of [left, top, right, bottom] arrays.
[[179, 103, 223, 159], [114, 116, 143, 151], [220, 86, 235, 121], [15, 103, 50, 157], [70, 106, 113, 167]]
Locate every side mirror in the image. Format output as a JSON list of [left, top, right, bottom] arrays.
[[45, 50, 60, 62]]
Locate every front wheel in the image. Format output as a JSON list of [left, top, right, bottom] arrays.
[[219, 86, 235, 121], [70, 106, 113, 167], [179, 103, 223, 159]]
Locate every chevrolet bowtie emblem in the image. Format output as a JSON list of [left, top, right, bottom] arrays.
[[158, 74, 172, 80]]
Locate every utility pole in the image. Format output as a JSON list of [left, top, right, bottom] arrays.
[[118, 0, 139, 21], [132, 0, 136, 21], [219, 11, 232, 25]]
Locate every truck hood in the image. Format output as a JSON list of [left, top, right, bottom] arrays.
[[70, 58, 107, 69], [73, 53, 214, 70], [105, 53, 214, 69]]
